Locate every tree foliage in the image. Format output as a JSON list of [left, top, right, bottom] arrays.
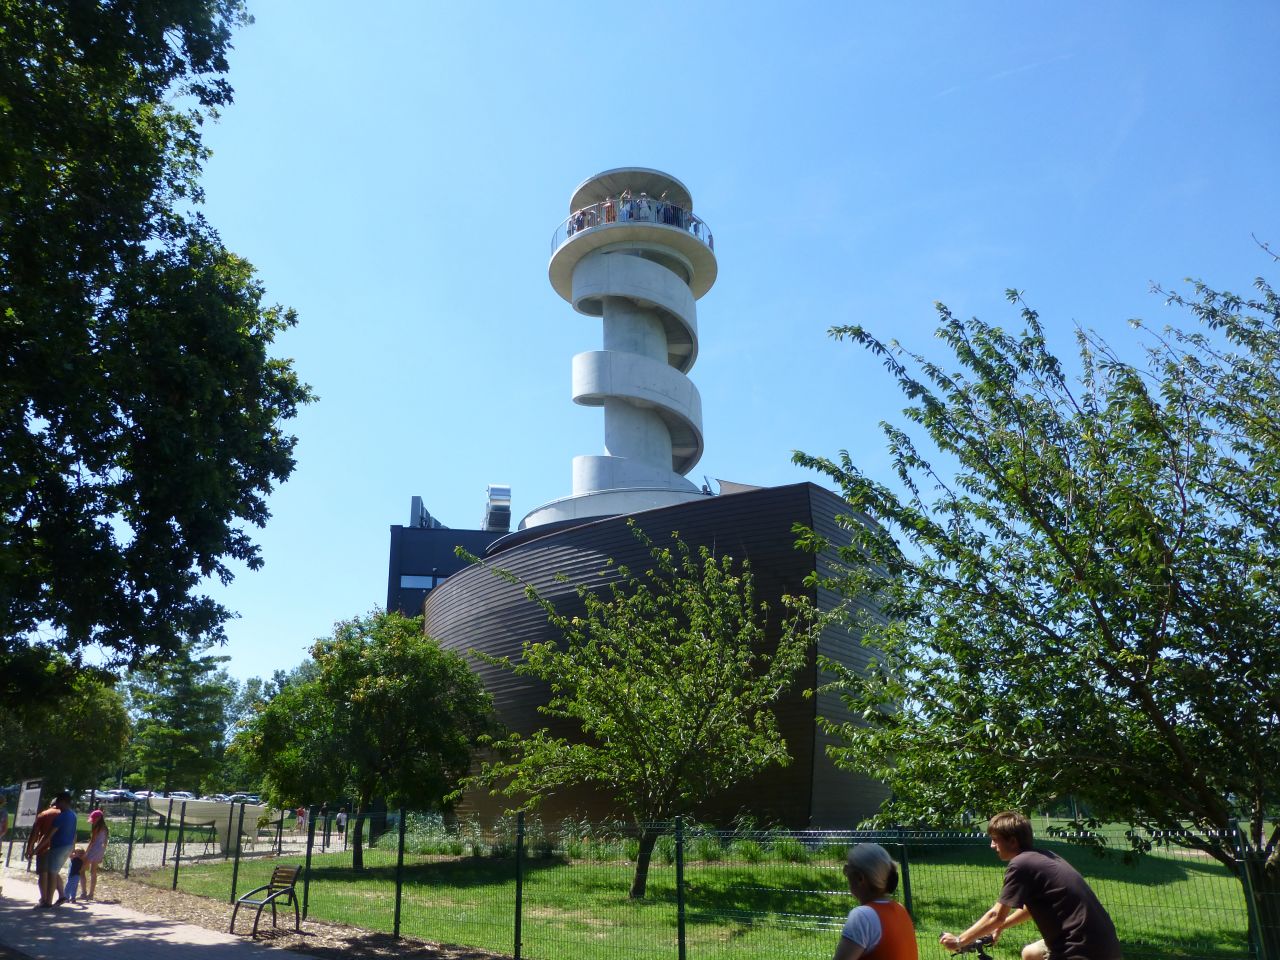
[[0, 0, 313, 690], [471, 527, 820, 898], [125, 647, 236, 794], [234, 612, 494, 869], [796, 266, 1280, 944], [0, 666, 129, 791]]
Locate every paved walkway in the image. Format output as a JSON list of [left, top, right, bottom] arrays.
[[0, 870, 320, 960]]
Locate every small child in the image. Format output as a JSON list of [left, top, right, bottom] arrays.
[[64, 848, 86, 902]]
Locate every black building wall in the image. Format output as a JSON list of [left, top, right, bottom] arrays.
[[386, 525, 504, 617], [422, 482, 890, 828]]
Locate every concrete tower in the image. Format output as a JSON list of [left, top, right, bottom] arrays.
[[521, 168, 718, 529]]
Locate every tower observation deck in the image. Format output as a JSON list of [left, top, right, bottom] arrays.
[[521, 168, 718, 530]]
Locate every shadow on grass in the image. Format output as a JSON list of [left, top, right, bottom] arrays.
[[307, 853, 570, 890], [905, 838, 1231, 888]]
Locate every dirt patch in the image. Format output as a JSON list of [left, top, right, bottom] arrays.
[[96, 872, 510, 960]]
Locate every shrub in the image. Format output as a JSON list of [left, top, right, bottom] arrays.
[[692, 833, 724, 862], [728, 838, 765, 863], [822, 840, 850, 862], [402, 812, 453, 855], [656, 834, 677, 865], [771, 837, 809, 863]]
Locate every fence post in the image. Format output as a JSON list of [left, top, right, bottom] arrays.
[[514, 811, 525, 960], [897, 827, 914, 919], [224, 801, 236, 861], [229, 803, 247, 904], [1233, 820, 1268, 960], [161, 797, 174, 866], [171, 800, 187, 890], [274, 809, 284, 855], [124, 799, 139, 879], [302, 804, 317, 920], [676, 818, 686, 960], [393, 807, 407, 938]]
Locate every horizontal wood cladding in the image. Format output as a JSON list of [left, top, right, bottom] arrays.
[[424, 482, 888, 827], [807, 486, 892, 825]]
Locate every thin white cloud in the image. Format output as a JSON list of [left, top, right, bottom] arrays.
[[938, 52, 1074, 97]]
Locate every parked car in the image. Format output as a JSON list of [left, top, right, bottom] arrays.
[[101, 788, 138, 802], [168, 791, 196, 800]]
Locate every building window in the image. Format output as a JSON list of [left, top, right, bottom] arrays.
[[400, 575, 436, 589]]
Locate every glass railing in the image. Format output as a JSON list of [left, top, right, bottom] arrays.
[[551, 197, 714, 254]]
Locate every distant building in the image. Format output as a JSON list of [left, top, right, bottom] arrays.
[[394, 169, 888, 826], [385, 489, 510, 618]]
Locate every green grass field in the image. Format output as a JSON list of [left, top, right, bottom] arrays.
[[131, 832, 1250, 960]]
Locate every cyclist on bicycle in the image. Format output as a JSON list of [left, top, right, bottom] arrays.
[[940, 811, 1121, 960]]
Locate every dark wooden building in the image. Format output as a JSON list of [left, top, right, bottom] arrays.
[[422, 481, 889, 828]]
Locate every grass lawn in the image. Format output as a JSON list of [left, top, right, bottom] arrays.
[[133, 835, 1250, 960]]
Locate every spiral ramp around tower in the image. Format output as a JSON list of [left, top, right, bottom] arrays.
[[521, 168, 718, 530]]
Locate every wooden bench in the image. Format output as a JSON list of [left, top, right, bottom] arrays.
[[229, 864, 302, 937]]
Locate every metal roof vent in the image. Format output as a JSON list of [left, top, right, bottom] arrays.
[[482, 484, 512, 532]]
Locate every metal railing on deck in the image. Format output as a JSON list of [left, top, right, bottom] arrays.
[[551, 197, 714, 255]]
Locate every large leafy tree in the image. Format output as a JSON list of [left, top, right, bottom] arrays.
[[217, 667, 298, 791], [0, 1, 313, 698], [235, 612, 495, 870], [796, 268, 1280, 951], [125, 647, 237, 794], [0, 666, 129, 791], [471, 528, 820, 898]]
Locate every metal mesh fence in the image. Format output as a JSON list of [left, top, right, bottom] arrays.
[[395, 813, 520, 955], [515, 819, 679, 960], [683, 827, 1252, 960], [59, 803, 1270, 960]]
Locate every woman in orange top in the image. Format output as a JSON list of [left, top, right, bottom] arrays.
[[834, 843, 920, 960]]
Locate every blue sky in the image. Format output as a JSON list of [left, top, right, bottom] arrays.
[[196, 1, 1280, 682]]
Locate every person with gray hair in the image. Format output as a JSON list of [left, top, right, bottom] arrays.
[[834, 842, 919, 959]]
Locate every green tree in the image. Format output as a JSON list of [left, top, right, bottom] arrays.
[[217, 667, 303, 792], [125, 648, 236, 794], [471, 528, 820, 898], [235, 612, 495, 870], [0, 0, 313, 698], [796, 271, 1280, 951], [0, 667, 129, 791]]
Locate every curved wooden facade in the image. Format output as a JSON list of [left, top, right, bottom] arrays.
[[423, 482, 889, 828]]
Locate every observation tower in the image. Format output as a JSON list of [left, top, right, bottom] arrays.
[[521, 168, 718, 529]]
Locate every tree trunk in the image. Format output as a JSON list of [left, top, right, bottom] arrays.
[[1241, 852, 1279, 960], [629, 826, 663, 899], [368, 797, 388, 845], [352, 808, 366, 872]]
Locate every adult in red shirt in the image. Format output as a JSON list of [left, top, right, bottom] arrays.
[[23, 792, 73, 908], [941, 811, 1122, 960], [834, 842, 919, 960]]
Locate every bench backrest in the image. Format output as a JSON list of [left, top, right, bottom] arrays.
[[269, 865, 300, 890]]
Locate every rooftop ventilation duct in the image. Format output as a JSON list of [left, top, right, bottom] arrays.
[[482, 484, 512, 532]]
